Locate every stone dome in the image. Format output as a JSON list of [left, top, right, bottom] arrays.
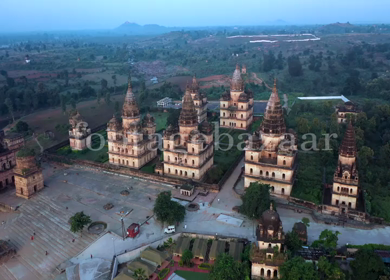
[[107, 115, 122, 131], [259, 204, 282, 232], [143, 114, 156, 127], [199, 121, 212, 134], [238, 92, 248, 102]]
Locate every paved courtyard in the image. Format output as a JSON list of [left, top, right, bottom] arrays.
[[2, 158, 390, 280], [0, 162, 174, 280]]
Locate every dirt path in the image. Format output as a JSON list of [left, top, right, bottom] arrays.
[[251, 73, 272, 90]]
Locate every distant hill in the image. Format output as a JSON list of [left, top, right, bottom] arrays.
[[320, 22, 355, 33], [115, 21, 181, 35]]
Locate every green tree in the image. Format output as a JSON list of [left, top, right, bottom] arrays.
[[101, 78, 108, 90], [296, 117, 310, 134], [4, 98, 14, 122], [112, 75, 117, 94], [301, 217, 310, 227], [358, 146, 374, 169], [97, 90, 102, 104], [240, 182, 270, 219], [153, 191, 186, 225], [209, 253, 243, 280], [280, 256, 319, 280], [166, 109, 181, 127], [284, 230, 303, 254], [69, 211, 91, 234], [64, 70, 69, 87], [181, 249, 193, 267], [60, 95, 66, 114], [15, 121, 29, 133], [23, 89, 33, 111], [287, 55, 303, 77], [133, 268, 148, 280], [350, 248, 385, 280], [318, 256, 345, 280], [105, 92, 111, 105], [311, 229, 340, 254], [70, 98, 77, 110]]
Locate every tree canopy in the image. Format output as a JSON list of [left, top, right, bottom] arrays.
[[350, 248, 385, 280], [153, 191, 186, 225], [284, 230, 303, 254], [311, 229, 340, 254], [69, 211, 92, 234], [240, 182, 270, 219], [181, 249, 193, 267], [209, 253, 243, 280], [280, 256, 319, 280]]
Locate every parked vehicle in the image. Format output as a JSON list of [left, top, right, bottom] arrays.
[[164, 225, 175, 234]]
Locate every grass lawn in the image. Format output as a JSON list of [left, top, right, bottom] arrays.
[[216, 128, 248, 146], [56, 129, 108, 163], [141, 163, 156, 174], [149, 112, 169, 132], [175, 270, 210, 280], [250, 118, 262, 133]]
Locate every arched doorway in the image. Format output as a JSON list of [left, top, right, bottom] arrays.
[[260, 268, 264, 276], [5, 179, 9, 185], [274, 270, 278, 278], [267, 270, 271, 278], [34, 185, 37, 193], [282, 188, 285, 195]]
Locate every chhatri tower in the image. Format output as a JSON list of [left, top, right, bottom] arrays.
[[244, 80, 297, 196], [68, 110, 91, 151], [219, 64, 254, 130], [187, 75, 207, 123], [162, 90, 214, 180], [107, 78, 157, 169], [330, 122, 360, 212], [250, 204, 286, 279]]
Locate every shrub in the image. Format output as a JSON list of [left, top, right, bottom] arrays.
[[158, 268, 170, 280], [170, 260, 174, 267], [178, 260, 183, 267], [198, 263, 212, 270]]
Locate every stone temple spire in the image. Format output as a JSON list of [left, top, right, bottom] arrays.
[[339, 121, 357, 158], [122, 76, 140, 118], [179, 90, 198, 127], [260, 79, 286, 135], [191, 74, 199, 92], [231, 64, 244, 91]]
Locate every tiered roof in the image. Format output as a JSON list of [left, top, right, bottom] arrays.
[[339, 122, 357, 158], [231, 64, 244, 91], [122, 77, 140, 118], [179, 90, 198, 127], [260, 79, 286, 135]]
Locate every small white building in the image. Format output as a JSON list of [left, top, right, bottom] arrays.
[[157, 97, 172, 108], [151, 77, 158, 84]]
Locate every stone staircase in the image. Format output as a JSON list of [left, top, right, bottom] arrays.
[[2, 194, 99, 280]]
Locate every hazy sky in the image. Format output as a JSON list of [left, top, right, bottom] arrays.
[[0, 0, 389, 32]]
